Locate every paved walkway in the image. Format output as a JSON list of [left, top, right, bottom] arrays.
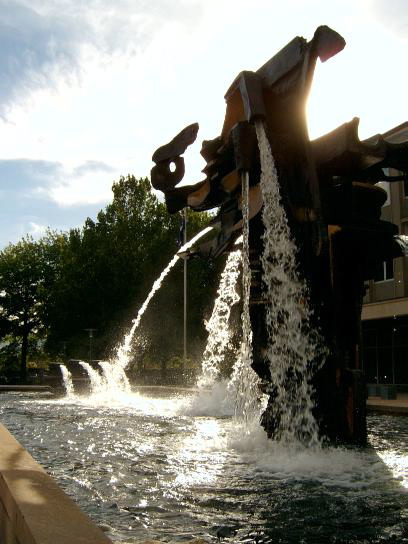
[[367, 393, 408, 415]]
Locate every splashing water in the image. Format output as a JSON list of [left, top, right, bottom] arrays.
[[59, 364, 74, 398], [2, 391, 406, 543], [112, 226, 213, 374], [228, 172, 262, 422], [79, 226, 213, 395], [78, 361, 106, 394], [255, 120, 324, 446], [197, 249, 241, 388], [98, 360, 131, 394]]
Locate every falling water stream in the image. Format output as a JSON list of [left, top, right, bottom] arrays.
[[255, 120, 325, 446], [227, 172, 262, 422], [79, 226, 213, 395], [113, 226, 213, 371], [59, 364, 74, 398], [197, 249, 241, 388], [79, 361, 106, 394], [78, 123, 325, 438]]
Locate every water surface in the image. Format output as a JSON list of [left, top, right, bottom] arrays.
[[0, 388, 407, 543]]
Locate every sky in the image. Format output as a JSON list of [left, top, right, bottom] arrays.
[[0, 0, 407, 248]]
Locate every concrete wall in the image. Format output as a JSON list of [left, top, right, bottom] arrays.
[[0, 424, 112, 544]]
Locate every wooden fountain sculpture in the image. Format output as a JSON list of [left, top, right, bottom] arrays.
[[151, 26, 408, 444]]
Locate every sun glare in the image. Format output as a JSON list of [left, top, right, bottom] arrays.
[[306, 58, 356, 141]]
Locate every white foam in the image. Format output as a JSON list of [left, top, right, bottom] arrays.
[[54, 389, 187, 417], [227, 421, 400, 489], [182, 381, 235, 417]]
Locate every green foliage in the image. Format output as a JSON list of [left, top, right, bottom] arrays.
[[166, 355, 199, 369], [0, 236, 59, 379], [0, 175, 220, 379], [0, 336, 20, 377]]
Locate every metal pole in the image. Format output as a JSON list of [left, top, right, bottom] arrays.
[[84, 329, 97, 363], [183, 208, 188, 370], [392, 317, 396, 385]]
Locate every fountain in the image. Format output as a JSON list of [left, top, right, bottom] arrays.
[[71, 226, 213, 396], [2, 25, 408, 544], [60, 364, 74, 397], [226, 173, 261, 423], [197, 249, 241, 388], [151, 25, 408, 444]]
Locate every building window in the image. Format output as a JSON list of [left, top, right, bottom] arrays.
[[404, 179, 408, 199], [362, 316, 408, 385], [373, 259, 394, 282]]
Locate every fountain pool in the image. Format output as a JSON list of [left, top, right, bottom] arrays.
[[0, 389, 407, 543]]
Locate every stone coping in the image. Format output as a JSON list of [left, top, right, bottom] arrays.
[[0, 386, 53, 392], [367, 395, 408, 415], [0, 423, 112, 544]]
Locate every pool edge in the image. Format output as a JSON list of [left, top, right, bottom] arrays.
[[0, 423, 112, 544]]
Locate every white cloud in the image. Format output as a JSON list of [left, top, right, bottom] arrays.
[[47, 163, 119, 206], [13, 159, 119, 206], [0, 0, 407, 247], [0, 157, 119, 247], [367, 0, 408, 38], [0, 1, 86, 116], [28, 221, 47, 238], [0, 0, 206, 117]]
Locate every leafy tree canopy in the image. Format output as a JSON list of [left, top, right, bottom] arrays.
[[0, 175, 219, 379], [0, 235, 59, 378]]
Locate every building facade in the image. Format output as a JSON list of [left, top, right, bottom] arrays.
[[362, 122, 408, 389]]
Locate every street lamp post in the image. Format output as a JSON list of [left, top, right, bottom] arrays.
[[84, 329, 97, 363], [60, 341, 67, 361], [183, 208, 187, 370]]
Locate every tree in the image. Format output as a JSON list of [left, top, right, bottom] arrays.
[[43, 175, 219, 366], [0, 175, 221, 378], [42, 176, 180, 358], [0, 237, 57, 380]]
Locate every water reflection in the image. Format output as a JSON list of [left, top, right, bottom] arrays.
[[0, 390, 407, 543]]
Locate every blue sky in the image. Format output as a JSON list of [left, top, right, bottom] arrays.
[[0, 0, 407, 248]]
